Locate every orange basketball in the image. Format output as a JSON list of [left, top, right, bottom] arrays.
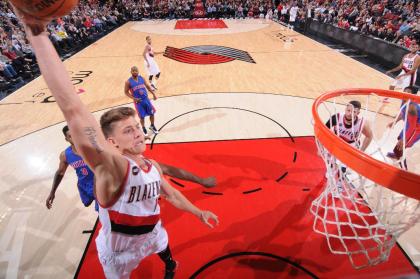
[[9, 0, 79, 19]]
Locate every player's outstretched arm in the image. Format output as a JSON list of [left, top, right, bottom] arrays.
[[159, 163, 216, 188], [19, 13, 127, 206], [46, 151, 68, 209], [151, 161, 219, 228], [388, 111, 404, 128], [386, 58, 404, 75]]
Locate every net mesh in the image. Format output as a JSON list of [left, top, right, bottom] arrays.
[[311, 92, 420, 269]]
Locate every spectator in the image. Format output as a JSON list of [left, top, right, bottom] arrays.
[[0, 61, 17, 79], [0, 0, 126, 98]]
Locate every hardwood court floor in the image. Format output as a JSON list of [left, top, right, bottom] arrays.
[[0, 19, 418, 278], [0, 19, 393, 145]]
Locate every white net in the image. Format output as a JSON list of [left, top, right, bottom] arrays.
[[311, 92, 420, 269]]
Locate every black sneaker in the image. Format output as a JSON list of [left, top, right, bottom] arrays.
[[142, 127, 148, 136], [164, 260, 178, 279], [149, 125, 159, 134]]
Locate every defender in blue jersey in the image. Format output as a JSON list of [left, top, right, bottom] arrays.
[[387, 86, 420, 170], [124, 66, 158, 136], [46, 126, 98, 210], [46, 126, 217, 210]]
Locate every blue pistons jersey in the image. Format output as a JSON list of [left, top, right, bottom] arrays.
[[64, 146, 97, 210], [64, 146, 94, 187], [128, 76, 149, 101]]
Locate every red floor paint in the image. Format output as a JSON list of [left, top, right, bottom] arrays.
[[164, 46, 234, 64], [175, 20, 228, 29], [76, 137, 418, 278]]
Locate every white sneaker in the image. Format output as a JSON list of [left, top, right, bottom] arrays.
[[149, 125, 159, 134]]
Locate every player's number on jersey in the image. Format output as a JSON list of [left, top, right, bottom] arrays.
[[81, 168, 89, 176]]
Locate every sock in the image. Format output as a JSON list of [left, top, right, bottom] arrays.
[[158, 245, 176, 270]]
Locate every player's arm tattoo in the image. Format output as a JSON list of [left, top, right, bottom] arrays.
[[83, 127, 104, 154]]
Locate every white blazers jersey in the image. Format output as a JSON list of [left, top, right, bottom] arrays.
[[333, 113, 364, 145], [402, 53, 418, 72], [96, 157, 168, 279], [392, 53, 418, 89], [144, 44, 160, 75]]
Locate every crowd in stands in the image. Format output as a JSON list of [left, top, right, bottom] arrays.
[[118, 0, 419, 48], [0, 0, 125, 98], [302, 0, 420, 48], [119, 0, 275, 21], [1, 0, 419, 97], [120, 0, 196, 19]]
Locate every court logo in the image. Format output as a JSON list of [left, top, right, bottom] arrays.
[[163, 45, 255, 64], [26, 71, 92, 104], [271, 31, 298, 43]]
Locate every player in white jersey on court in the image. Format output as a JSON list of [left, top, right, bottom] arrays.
[[325, 100, 373, 152], [386, 39, 419, 91], [16, 11, 219, 279], [144, 35, 160, 90], [324, 101, 373, 195]]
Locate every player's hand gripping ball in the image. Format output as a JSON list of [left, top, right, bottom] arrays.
[[9, 0, 79, 20]]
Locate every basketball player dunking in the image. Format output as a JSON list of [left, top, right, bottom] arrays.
[[144, 35, 160, 90], [386, 40, 419, 91], [17, 10, 219, 279]]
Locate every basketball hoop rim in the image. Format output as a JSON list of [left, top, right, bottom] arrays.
[[313, 88, 420, 201]]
